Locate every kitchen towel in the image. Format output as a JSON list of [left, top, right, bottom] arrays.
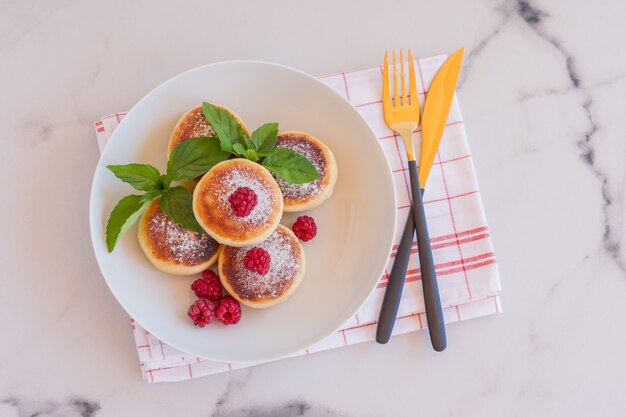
[[94, 54, 502, 383]]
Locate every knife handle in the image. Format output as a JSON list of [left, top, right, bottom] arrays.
[[408, 160, 447, 352], [376, 209, 415, 343]]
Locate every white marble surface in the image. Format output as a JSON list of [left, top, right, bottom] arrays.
[[1, 0, 625, 415]]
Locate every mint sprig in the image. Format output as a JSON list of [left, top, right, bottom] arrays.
[[105, 136, 227, 252], [106, 101, 323, 252], [201, 102, 320, 184]]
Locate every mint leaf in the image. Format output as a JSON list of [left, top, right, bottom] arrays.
[[159, 186, 204, 234], [261, 148, 320, 184], [241, 133, 253, 149], [235, 129, 252, 149], [167, 137, 229, 181], [106, 194, 151, 252], [251, 122, 278, 155], [232, 143, 246, 156], [245, 149, 259, 161], [202, 102, 246, 153], [107, 164, 160, 191]]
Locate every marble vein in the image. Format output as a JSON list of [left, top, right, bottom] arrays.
[[1, 396, 100, 417], [517, 73, 626, 102], [513, 0, 626, 273], [459, 2, 512, 88], [210, 368, 347, 417], [466, 0, 626, 273], [213, 400, 343, 417]]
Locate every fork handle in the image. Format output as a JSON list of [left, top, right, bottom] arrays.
[[376, 204, 416, 343], [408, 160, 447, 352]]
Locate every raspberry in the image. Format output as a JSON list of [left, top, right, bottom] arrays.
[[215, 295, 242, 325], [191, 270, 222, 301], [244, 247, 271, 275], [187, 299, 215, 327], [292, 215, 317, 242], [229, 186, 257, 217]]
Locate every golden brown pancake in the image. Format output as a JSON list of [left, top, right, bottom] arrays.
[[274, 131, 337, 212], [218, 225, 306, 309], [167, 104, 249, 156], [192, 159, 283, 247], [138, 199, 220, 275]]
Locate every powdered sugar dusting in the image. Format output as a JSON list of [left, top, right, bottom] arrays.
[[147, 206, 219, 265], [222, 227, 302, 300], [274, 134, 326, 200], [214, 165, 277, 230], [175, 107, 215, 142]]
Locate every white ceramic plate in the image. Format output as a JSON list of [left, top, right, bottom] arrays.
[[90, 61, 396, 363]]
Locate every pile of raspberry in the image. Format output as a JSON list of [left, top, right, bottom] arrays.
[[188, 215, 319, 327], [187, 270, 242, 327]]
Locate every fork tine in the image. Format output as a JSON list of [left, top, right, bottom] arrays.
[[400, 49, 407, 107], [408, 49, 418, 111], [382, 51, 390, 109], [392, 50, 399, 107]]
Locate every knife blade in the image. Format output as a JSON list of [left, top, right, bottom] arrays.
[[418, 47, 464, 188]]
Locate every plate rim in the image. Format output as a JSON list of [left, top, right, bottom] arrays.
[[89, 60, 397, 363]]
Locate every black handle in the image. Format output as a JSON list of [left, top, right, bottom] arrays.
[[408, 160, 447, 352], [376, 209, 415, 343]]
